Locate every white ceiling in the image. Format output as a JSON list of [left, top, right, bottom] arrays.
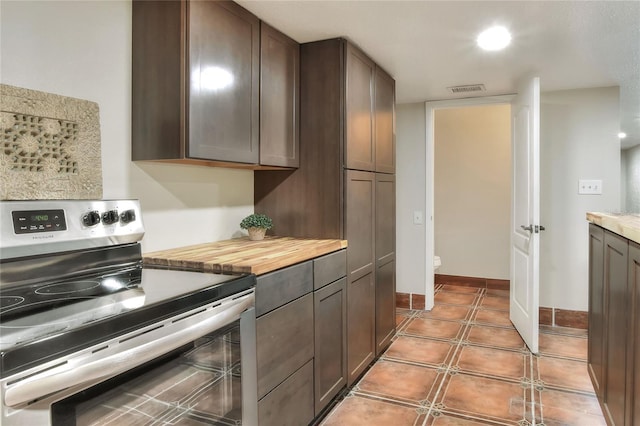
[[236, 0, 640, 149]]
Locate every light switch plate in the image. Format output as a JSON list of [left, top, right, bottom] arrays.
[[413, 211, 423, 225], [578, 179, 602, 195]]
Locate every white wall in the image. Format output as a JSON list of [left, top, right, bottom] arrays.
[[434, 105, 511, 280], [540, 87, 620, 311], [0, 0, 254, 252], [622, 144, 640, 213], [396, 103, 426, 295]]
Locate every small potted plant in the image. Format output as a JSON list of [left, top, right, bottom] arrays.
[[240, 213, 273, 241]]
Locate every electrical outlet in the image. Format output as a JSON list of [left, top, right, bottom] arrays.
[[578, 179, 602, 195]]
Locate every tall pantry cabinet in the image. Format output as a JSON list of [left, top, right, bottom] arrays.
[[255, 38, 396, 386]]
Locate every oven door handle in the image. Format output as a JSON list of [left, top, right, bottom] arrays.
[[4, 291, 254, 408]]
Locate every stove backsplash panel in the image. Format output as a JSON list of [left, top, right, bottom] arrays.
[[0, 84, 103, 200]]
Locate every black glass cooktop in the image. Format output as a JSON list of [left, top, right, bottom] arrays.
[[0, 266, 143, 322], [0, 267, 255, 377]]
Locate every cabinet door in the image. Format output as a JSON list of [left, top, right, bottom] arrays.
[[345, 43, 375, 171], [629, 241, 640, 426], [258, 360, 314, 426], [588, 224, 605, 399], [345, 170, 375, 385], [375, 174, 395, 355], [260, 22, 300, 168], [132, 0, 184, 161], [603, 230, 629, 426], [314, 278, 347, 414], [256, 293, 314, 400], [188, 0, 259, 163], [374, 67, 395, 173]]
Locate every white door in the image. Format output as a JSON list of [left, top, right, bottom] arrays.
[[510, 76, 541, 354]]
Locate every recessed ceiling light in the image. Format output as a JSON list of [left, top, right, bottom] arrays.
[[477, 26, 511, 51], [618, 132, 627, 139]]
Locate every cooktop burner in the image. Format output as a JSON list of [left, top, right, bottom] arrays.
[[0, 266, 142, 322], [0, 297, 25, 310], [35, 280, 101, 295]]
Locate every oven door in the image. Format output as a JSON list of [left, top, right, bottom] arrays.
[[1, 290, 256, 426]]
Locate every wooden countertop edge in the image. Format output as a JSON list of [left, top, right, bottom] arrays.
[[587, 212, 640, 245], [143, 237, 348, 276]]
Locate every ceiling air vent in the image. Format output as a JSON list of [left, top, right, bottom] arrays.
[[447, 84, 486, 94]]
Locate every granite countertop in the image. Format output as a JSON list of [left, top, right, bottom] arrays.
[[143, 236, 348, 276], [586, 212, 640, 244]]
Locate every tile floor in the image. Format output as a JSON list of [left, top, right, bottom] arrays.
[[321, 284, 606, 426]]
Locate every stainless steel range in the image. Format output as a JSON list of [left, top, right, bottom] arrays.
[[0, 200, 256, 426]]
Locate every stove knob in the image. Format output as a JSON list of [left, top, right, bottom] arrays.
[[102, 210, 119, 225], [82, 211, 101, 227], [120, 209, 136, 224]]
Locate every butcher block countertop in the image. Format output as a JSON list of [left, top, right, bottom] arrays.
[[587, 212, 640, 245], [143, 236, 348, 276]]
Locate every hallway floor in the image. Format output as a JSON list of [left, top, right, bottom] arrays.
[[321, 284, 606, 425]]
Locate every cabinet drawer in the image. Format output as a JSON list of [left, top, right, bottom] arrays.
[[255, 261, 312, 316], [313, 249, 347, 290], [258, 360, 314, 426], [256, 293, 314, 399]]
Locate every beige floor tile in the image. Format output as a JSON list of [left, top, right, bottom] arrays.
[[466, 325, 526, 350], [536, 356, 595, 393], [480, 295, 510, 311], [455, 345, 528, 381], [321, 395, 425, 426], [385, 335, 455, 366], [357, 360, 440, 403], [539, 333, 588, 360], [434, 292, 477, 306], [438, 374, 528, 422]]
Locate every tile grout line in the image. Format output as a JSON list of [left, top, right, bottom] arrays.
[[530, 350, 538, 425], [420, 287, 486, 425]]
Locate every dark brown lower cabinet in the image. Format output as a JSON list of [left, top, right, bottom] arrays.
[[256, 293, 314, 401], [375, 173, 395, 354], [588, 224, 639, 426], [258, 361, 314, 426], [588, 224, 605, 398], [630, 242, 640, 425], [603, 231, 629, 426], [252, 262, 314, 426], [345, 170, 376, 385], [314, 278, 347, 414], [250, 251, 347, 425]]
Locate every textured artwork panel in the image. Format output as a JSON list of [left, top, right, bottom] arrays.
[[0, 84, 102, 200]]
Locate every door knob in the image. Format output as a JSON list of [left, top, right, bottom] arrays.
[[520, 225, 533, 232]]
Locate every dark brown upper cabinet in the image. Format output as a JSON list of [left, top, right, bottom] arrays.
[[345, 44, 375, 171], [260, 22, 300, 168], [132, 0, 299, 170], [344, 44, 395, 173], [374, 67, 396, 173]]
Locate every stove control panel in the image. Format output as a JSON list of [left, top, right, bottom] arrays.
[[1, 199, 145, 260], [12, 210, 68, 234]]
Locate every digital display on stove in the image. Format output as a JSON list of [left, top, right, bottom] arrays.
[[12, 209, 67, 234]]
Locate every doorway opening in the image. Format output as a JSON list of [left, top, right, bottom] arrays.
[[423, 95, 514, 310], [433, 104, 512, 291]]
